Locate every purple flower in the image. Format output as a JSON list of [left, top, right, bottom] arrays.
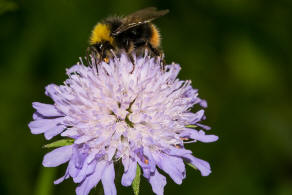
[[29, 53, 218, 195]]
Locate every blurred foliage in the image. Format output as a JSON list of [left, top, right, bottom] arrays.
[[0, 0, 291, 195], [0, 0, 18, 15]]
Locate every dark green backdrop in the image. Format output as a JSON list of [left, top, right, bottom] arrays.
[[0, 0, 291, 194]]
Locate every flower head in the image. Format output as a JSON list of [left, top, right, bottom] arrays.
[[29, 53, 218, 195]]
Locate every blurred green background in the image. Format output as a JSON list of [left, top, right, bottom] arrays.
[[0, 0, 291, 194]]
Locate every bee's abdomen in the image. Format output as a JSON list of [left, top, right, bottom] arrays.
[[149, 24, 160, 48]]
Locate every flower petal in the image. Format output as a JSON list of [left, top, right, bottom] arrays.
[[154, 153, 185, 184], [73, 158, 97, 183], [122, 159, 137, 186], [54, 157, 78, 184], [148, 169, 166, 195], [28, 118, 63, 134], [101, 162, 117, 195], [163, 147, 192, 156], [45, 84, 60, 102], [75, 136, 93, 144], [68, 157, 80, 178], [184, 154, 211, 176], [200, 99, 207, 107], [33, 112, 43, 120], [54, 168, 69, 184], [121, 156, 130, 172], [181, 129, 218, 143], [192, 110, 205, 123], [196, 123, 211, 130], [143, 147, 156, 173], [76, 160, 107, 195], [44, 125, 66, 140], [42, 145, 73, 167], [32, 102, 62, 117]]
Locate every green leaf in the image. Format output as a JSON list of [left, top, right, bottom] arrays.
[[187, 163, 198, 170], [132, 164, 141, 195], [43, 139, 74, 148], [185, 125, 197, 128]]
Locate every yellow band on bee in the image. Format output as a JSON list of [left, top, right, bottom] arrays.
[[150, 24, 160, 48], [90, 23, 114, 45]]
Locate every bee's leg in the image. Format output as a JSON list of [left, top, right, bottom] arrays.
[[146, 42, 165, 71], [125, 41, 135, 74], [128, 53, 135, 74], [87, 46, 102, 70], [156, 49, 166, 71], [92, 51, 102, 72], [147, 43, 160, 56], [95, 53, 102, 72], [99, 49, 104, 64], [160, 52, 166, 72]]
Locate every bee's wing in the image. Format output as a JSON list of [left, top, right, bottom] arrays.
[[112, 7, 169, 36]]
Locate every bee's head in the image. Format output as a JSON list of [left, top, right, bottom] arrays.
[[88, 41, 114, 62]]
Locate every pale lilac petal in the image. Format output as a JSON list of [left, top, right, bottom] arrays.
[[149, 169, 166, 195], [107, 146, 117, 161], [197, 123, 211, 130], [137, 155, 152, 179], [54, 167, 69, 184], [29, 118, 63, 134], [54, 157, 79, 184], [67, 64, 83, 74], [101, 163, 117, 195], [45, 84, 60, 102], [69, 160, 79, 178], [33, 112, 42, 120], [192, 130, 218, 142], [44, 125, 66, 140], [154, 153, 185, 184], [61, 128, 78, 137], [192, 110, 205, 123], [121, 159, 137, 186], [181, 129, 218, 143], [198, 98, 208, 108], [143, 147, 156, 172], [68, 150, 81, 178], [32, 102, 62, 117], [180, 110, 204, 123], [141, 165, 151, 179], [75, 136, 92, 144], [76, 160, 107, 195], [73, 158, 97, 183], [74, 144, 89, 169], [42, 145, 73, 167], [121, 156, 130, 172], [184, 154, 211, 176], [163, 147, 192, 156]]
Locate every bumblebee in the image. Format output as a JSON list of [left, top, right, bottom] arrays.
[[88, 7, 169, 64]]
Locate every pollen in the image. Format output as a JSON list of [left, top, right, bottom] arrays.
[[150, 24, 161, 48], [104, 57, 110, 63], [90, 23, 114, 45]]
